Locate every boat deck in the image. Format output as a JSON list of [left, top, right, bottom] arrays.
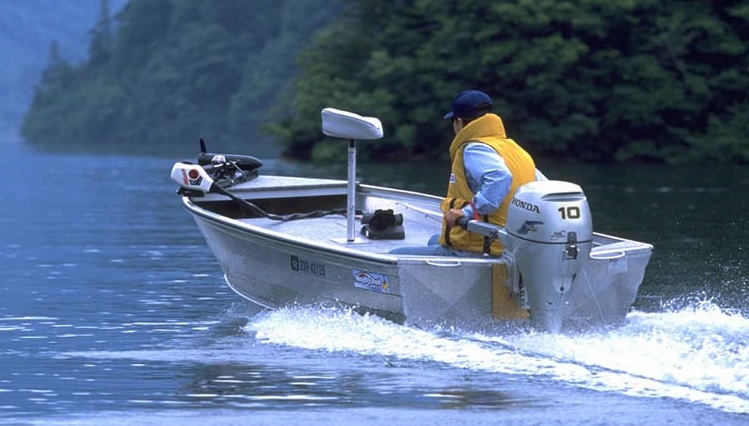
[[241, 213, 441, 254], [209, 174, 651, 259]]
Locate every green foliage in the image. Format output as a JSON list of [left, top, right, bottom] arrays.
[[23, 0, 341, 154], [23, 0, 749, 163], [276, 0, 749, 164], [88, 0, 114, 66]]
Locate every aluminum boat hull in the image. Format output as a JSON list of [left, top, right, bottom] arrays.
[[179, 175, 652, 331]]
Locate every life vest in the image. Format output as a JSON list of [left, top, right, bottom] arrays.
[[438, 113, 536, 255]]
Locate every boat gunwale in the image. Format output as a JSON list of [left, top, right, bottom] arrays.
[[181, 176, 652, 265], [184, 199, 524, 268]]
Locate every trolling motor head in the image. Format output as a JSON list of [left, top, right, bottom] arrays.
[[170, 162, 216, 194], [171, 139, 264, 195], [504, 180, 593, 331]]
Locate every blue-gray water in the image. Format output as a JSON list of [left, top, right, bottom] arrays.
[[1, 143, 747, 425]]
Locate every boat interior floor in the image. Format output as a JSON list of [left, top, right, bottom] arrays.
[[240, 215, 440, 254]]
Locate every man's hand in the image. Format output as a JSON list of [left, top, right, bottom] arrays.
[[444, 208, 465, 227]]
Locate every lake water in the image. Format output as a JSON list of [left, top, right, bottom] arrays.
[[1, 143, 747, 425]]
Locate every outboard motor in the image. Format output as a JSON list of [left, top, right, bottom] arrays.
[[505, 181, 593, 332]]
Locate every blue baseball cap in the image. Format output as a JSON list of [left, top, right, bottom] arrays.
[[443, 90, 493, 120]]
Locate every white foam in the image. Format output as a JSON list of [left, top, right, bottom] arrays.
[[58, 302, 749, 414], [246, 303, 749, 414]]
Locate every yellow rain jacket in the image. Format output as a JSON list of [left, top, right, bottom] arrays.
[[438, 113, 536, 255]]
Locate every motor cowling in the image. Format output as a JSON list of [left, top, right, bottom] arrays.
[[504, 180, 593, 331]]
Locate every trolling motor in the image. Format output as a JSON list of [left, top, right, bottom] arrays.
[[171, 139, 357, 222], [171, 139, 277, 218], [189, 138, 263, 191], [171, 139, 263, 196], [197, 139, 262, 174], [172, 160, 306, 222]]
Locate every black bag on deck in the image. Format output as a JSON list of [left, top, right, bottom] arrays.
[[361, 209, 405, 240]]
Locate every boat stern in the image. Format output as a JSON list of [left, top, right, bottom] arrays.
[[396, 255, 526, 329]]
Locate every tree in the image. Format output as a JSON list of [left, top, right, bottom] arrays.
[[275, 0, 749, 164], [89, 0, 114, 66], [22, 0, 342, 154], [23, 0, 749, 163]]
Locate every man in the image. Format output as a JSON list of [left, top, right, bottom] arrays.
[[391, 89, 541, 256]]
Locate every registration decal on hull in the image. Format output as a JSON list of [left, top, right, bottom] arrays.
[[290, 255, 326, 277], [352, 269, 391, 294]]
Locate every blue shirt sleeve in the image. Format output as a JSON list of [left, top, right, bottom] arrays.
[[460, 143, 512, 217]]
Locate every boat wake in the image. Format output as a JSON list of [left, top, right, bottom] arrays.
[[246, 301, 749, 414]]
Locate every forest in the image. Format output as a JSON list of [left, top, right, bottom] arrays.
[[22, 0, 749, 164]]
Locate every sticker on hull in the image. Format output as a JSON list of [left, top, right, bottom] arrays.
[[352, 269, 391, 294]]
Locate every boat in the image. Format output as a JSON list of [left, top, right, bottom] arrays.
[[170, 108, 653, 332]]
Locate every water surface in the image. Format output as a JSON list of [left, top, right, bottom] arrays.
[[1, 144, 747, 425]]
